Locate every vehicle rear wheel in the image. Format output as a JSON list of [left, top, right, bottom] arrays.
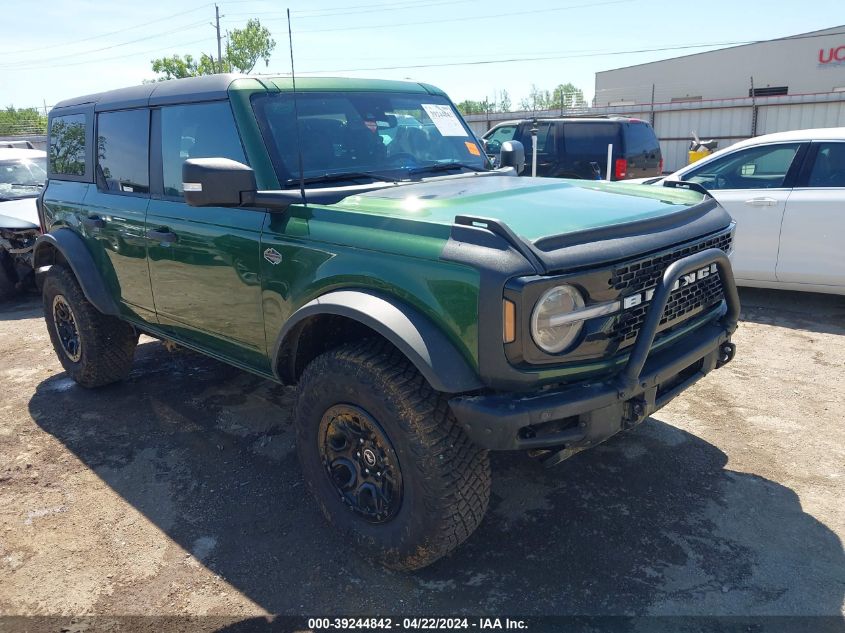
[[42, 266, 137, 388], [0, 249, 18, 301], [293, 340, 491, 571]]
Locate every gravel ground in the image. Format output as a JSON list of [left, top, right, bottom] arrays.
[[0, 288, 844, 624]]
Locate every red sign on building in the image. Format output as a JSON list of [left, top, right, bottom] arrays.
[[819, 46, 845, 64]]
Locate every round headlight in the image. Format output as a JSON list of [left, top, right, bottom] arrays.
[[530, 285, 585, 353]]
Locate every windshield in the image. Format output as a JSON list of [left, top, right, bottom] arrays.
[[251, 91, 488, 186], [0, 156, 46, 200]]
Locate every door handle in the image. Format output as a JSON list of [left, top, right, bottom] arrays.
[[82, 215, 105, 229], [744, 197, 777, 207], [146, 228, 178, 244]]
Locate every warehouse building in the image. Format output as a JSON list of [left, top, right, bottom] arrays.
[[465, 26, 845, 171], [594, 26, 845, 106]]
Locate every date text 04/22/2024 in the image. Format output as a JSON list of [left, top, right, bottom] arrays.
[[306, 617, 529, 630]]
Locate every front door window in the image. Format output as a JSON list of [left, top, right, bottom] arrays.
[[683, 143, 801, 190]]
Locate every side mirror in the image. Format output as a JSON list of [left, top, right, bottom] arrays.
[[182, 157, 257, 207], [499, 140, 525, 175]]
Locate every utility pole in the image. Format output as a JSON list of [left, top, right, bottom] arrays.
[[211, 4, 223, 73], [649, 83, 656, 126], [750, 76, 758, 137]]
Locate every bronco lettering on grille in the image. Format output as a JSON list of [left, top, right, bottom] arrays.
[[622, 263, 718, 310]]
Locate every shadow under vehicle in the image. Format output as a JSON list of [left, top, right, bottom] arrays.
[[27, 340, 845, 619]]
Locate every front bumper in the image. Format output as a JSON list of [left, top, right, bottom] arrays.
[[449, 248, 740, 463]]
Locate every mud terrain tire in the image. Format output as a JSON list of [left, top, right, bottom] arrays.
[[42, 266, 137, 388], [294, 340, 491, 571]]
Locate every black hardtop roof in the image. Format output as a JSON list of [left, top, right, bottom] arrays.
[[496, 116, 643, 125], [52, 74, 252, 112], [50, 74, 446, 114]]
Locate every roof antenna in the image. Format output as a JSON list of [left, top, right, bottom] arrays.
[[287, 8, 306, 205]]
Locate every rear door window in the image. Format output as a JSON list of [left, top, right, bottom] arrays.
[[49, 113, 87, 177], [805, 142, 845, 188], [562, 123, 622, 157], [626, 122, 659, 155], [517, 122, 555, 155], [96, 109, 150, 194]]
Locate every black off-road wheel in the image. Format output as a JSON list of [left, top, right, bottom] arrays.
[[42, 266, 138, 388], [0, 249, 18, 301], [293, 340, 491, 571]]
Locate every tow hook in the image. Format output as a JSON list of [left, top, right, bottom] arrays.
[[623, 398, 648, 429], [717, 342, 736, 367]]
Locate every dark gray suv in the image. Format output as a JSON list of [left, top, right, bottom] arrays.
[[484, 117, 662, 181]]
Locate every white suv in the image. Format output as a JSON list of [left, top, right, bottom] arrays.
[[647, 128, 845, 295]]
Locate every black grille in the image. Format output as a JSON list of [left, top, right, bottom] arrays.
[[611, 230, 733, 292], [610, 230, 732, 346]]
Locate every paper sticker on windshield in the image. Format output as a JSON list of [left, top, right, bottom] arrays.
[[421, 104, 467, 137]]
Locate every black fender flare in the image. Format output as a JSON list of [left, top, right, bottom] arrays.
[[33, 229, 120, 316], [273, 290, 483, 394]]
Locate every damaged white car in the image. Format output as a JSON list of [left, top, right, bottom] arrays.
[[0, 148, 45, 300]]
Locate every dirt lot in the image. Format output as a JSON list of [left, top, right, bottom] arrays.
[[1, 288, 844, 621]]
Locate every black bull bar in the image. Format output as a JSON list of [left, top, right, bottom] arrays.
[[449, 248, 741, 462]]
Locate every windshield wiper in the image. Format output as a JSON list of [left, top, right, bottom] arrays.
[[283, 172, 396, 187], [407, 162, 486, 176], [9, 182, 44, 188]]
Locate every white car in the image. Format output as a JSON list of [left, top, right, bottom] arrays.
[[0, 147, 46, 299], [646, 128, 845, 295]]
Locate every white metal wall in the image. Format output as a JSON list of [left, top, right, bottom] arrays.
[[757, 101, 845, 133], [653, 107, 753, 139], [594, 27, 845, 106]]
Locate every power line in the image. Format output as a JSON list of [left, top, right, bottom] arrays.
[[4, 36, 213, 73], [289, 31, 845, 74], [4, 18, 843, 83], [0, 3, 211, 57], [229, 0, 472, 19], [293, 0, 431, 13], [0, 19, 212, 70], [282, 0, 632, 33]]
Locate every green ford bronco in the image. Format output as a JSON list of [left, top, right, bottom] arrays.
[[36, 75, 739, 570]]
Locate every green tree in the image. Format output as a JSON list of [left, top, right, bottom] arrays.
[[0, 106, 47, 136], [150, 19, 275, 80], [498, 89, 512, 113], [519, 83, 586, 112], [552, 83, 587, 110], [151, 54, 206, 80], [457, 93, 516, 115], [519, 84, 553, 111], [456, 99, 490, 115], [226, 19, 276, 74]]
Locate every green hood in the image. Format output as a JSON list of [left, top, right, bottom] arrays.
[[332, 175, 706, 243]]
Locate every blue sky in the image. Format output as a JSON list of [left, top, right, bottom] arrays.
[[1, 0, 842, 111]]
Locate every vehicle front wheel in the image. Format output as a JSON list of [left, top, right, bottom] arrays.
[[293, 340, 491, 571], [42, 266, 138, 388]]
